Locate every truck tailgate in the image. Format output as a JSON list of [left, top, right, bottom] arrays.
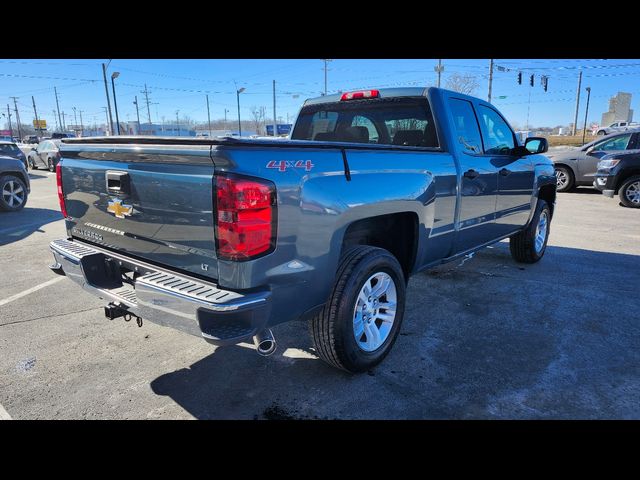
[[60, 144, 219, 280]]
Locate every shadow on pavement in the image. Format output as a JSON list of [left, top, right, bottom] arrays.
[[0, 207, 63, 246], [149, 245, 640, 420], [28, 172, 52, 181]]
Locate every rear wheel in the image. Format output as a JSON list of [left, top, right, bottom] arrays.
[[0, 175, 28, 212], [555, 166, 574, 192], [510, 199, 551, 263], [619, 175, 640, 208], [310, 246, 406, 373], [28, 156, 37, 169]]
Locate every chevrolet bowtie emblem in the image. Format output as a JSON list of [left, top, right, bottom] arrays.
[[107, 199, 133, 219]]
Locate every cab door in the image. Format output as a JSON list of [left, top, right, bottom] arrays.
[[445, 96, 499, 254], [475, 104, 534, 235]]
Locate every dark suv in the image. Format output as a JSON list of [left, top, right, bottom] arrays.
[[594, 150, 640, 208]]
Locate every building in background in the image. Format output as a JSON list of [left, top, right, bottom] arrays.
[[601, 92, 633, 127], [138, 123, 196, 137]]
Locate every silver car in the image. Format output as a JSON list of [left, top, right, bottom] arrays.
[[547, 130, 640, 191], [596, 121, 640, 136]]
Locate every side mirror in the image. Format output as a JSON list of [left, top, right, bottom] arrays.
[[585, 146, 596, 155], [524, 137, 548, 154]]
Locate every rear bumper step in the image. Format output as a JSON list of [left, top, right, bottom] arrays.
[[49, 239, 271, 345]]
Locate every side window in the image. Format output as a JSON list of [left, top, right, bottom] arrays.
[[448, 99, 483, 154], [477, 105, 515, 155], [351, 115, 379, 143], [593, 134, 632, 151]]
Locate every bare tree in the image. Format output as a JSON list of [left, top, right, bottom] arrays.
[[445, 74, 479, 96], [250, 106, 266, 135]]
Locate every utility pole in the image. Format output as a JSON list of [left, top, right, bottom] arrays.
[[224, 109, 228, 131], [102, 63, 115, 136], [572, 70, 583, 136], [582, 87, 592, 145], [133, 96, 141, 134], [435, 59, 443, 88], [79, 110, 84, 137], [102, 107, 109, 134], [272, 80, 277, 136], [72, 106, 78, 133], [54, 86, 63, 133], [52, 110, 58, 132], [10, 97, 22, 141], [32, 96, 42, 137], [62, 112, 68, 130], [6, 105, 13, 135], [206, 94, 212, 137], [142, 84, 152, 124], [488, 59, 494, 103], [175, 110, 180, 136], [323, 59, 332, 96]]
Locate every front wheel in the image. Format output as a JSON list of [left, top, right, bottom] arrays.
[[619, 175, 640, 208], [509, 199, 551, 263], [47, 158, 55, 172], [28, 156, 37, 169], [597, 130, 606, 136], [310, 246, 406, 373]]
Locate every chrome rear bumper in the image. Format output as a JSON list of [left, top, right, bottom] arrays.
[[49, 239, 271, 345]]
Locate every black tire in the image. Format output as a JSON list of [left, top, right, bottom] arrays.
[[0, 174, 28, 212], [555, 166, 574, 192], [618, 175, 640, 208], [29, 156, 38, 170], [510, 199, 551, 263], [597, 130, 606, 136], [310, 246, 406, 373], [47, 158, 55, 172]]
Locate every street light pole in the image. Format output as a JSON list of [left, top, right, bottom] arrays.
[[111, 72, 121, 135], [133, 96, 141, 133], [176, 110, 180, 136], [72, 106, 78, 134], [102, 63, 115, 136], [582, 87, 592, 145], [224, 109, 229, 131], [236, 87, 245, 136], [206, 94, 212, 137]]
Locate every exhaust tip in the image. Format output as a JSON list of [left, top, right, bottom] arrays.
[[254, 329, 277, 356]]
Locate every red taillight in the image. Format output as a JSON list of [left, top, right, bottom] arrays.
[[55, 163, 67, 218], [340, 89, 380, 101], [215, 175, 276, 261]]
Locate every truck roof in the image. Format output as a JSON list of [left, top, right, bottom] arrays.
[[303, 87, 429, 106]]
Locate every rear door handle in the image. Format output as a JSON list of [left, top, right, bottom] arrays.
[[499, 168, 512, 176], [463, 169, 480, 180]]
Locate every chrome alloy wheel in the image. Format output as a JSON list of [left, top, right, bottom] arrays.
[[624, 180, 640, 204], [353, 272, 397, 352], [2, 179, 25, 208], [534, 210, 549, 254], [556, 169, 568, 189]]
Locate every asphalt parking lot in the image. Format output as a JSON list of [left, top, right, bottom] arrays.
[[1, 171, 639, 420]]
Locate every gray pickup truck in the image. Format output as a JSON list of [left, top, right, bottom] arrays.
[[49, 87, 556, 373]]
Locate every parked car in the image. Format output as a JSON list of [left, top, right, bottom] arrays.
[[48, 87, 555, 373], [0, 141, 28, 169], [0, 155, 30, 211], [596, 122, 640, 136], [51, 132, 76, 139], [546, 129, 640, 192], [24, 135, 40, 144], [27, 139, 62, 172], [594, 150, 640, 208]]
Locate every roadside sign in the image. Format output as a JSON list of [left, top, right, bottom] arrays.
[[33, 119, 47, 129], [265, 124, 293, 136], [0, 129, 11, 136]]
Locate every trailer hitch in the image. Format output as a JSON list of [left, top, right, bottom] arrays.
[[104, 303, 143, 327]]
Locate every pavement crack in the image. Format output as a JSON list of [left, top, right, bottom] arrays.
[[0, 307, 102, 327]]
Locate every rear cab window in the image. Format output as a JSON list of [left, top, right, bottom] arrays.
[[291, 97, 439, 148]]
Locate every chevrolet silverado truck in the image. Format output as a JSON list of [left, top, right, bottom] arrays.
[[49, 87, 556, 373], [594, 150, 640, 207]]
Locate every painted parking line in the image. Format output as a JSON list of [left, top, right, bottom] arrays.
[[0, 277, 64, 307], [0, 404, 12, 420]]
